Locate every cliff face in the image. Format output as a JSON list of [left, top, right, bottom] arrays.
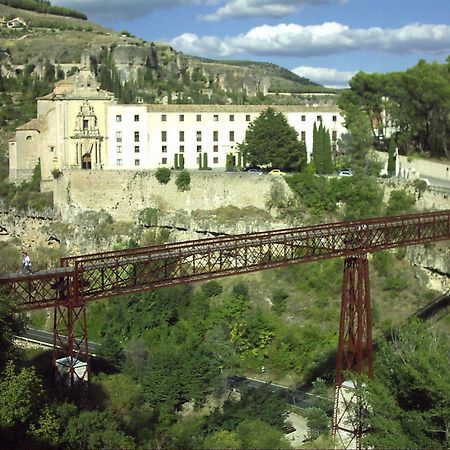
[[0, 4, 332, 103]]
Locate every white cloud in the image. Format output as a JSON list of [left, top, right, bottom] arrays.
[[171, 22, 450, 58], [200, 0, 345, 22], [291, 65, 356, 88], [170, 33, 235, 57], [52, 0, 199, 21]]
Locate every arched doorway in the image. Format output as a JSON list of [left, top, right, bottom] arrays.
[[82, 153, 92, 170]]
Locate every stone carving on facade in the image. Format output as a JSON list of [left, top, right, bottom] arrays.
[[70, 100, 103, 170]]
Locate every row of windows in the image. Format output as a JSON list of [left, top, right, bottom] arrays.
[[116, 131, 140, 142], [115, 113, 338, 124], [116, 114, 140, 122], [161, 113, 248, 123], [116, 131, 337, 152], [116, 159, 141, 166], [162, 130, 236, 142], [116, 146, 140, 153], [160, 113, 337, 122], [117, 157, 222, 167]]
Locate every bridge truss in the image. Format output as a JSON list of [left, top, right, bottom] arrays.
[[1, 209, 449, 448]]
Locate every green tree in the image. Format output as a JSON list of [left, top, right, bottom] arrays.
[[0, 364, 43, 428], [313, 122, 333, 174], [155, 167, 171, 184], [63, 411, 135, 449], [236, 418, 290, 449], [202, 430, 242, 449], [337, 90, 374, 173], [0, 293, 25, 371], [385, 190, 416, 216], [175, 169, 191, 191], [239, 107, 307, 171], [363, 320, 450, 449]]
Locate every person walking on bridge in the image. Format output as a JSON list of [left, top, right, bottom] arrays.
[[21, 252, 32, 274]]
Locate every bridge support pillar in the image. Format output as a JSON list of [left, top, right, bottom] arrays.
[[332, 255, 373, 449], [53, 303, 89, 386]]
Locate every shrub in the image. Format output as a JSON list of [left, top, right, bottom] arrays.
[[175, 170, 191, 191], [201, 281, 223, 298], [140, 208, 158, 227], [155, 167, 171, 185]]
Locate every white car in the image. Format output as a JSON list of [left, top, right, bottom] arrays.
[[247, 168, 263, 175], [338, 169, 353, 177]]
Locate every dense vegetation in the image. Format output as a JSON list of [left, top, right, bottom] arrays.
[[339, 58, 450, 161], [0, 0, 86, 20]]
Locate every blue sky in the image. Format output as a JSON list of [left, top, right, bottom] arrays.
[[53, 0, 450, 88]]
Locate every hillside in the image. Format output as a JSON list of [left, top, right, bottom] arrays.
[[0, 3, 335, 104]]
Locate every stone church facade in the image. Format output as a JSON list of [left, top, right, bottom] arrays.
[[9, 63, 346, 191]]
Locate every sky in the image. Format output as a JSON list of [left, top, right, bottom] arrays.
[[52, 0, 450, 88]]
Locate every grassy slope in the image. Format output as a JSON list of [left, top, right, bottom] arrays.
[[0, 4, 323, 93]]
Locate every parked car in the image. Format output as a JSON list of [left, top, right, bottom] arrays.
[[338, 169, 353, 177], [247, 168, 263, 175], [268, 169, 286, 176]]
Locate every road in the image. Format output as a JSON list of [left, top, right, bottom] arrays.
[[227, 375, 332, 410], [16, 328, 101, 355], [425, 175, 450, 191]]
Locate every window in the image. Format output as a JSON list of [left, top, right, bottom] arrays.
[[162, 145, 167, 153], [229, 114, 234, 122], [196, 131, 202, 142], [196, 114, 202, 122], [134, 114, 140, 122], [332, 115, 337, 122], [332, 131, 337, 141], [134, 131, 140, 142], [179, 114, 184, 122], [197, 145, 202, 152], [179, 131, 184, 142], [213, 145, 218, 152], [162, 157, 167, 164], [246, 114, 251, 122], [213, 131, 218, 142], [116, 131, 122, 142], [83, 119, 89, 130], [162, 131, 167, 142], [135, 159, 140, 166], [213, 114, 219, 122], [301, 115, 306, 122], [179, 145, 184, 153], [161, 114, 167, 122], [134, 146, 140, 153], [116, 159, 123, 166], [213, 157, 219, 164], [116, 145, 122, 153], [301, 131, 306, 141], [229, 131, 235, 141], [116, 115, 122, 122], [317, 115, 322, 122]]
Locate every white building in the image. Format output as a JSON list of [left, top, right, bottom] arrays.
[[9, 64, 347, 189]]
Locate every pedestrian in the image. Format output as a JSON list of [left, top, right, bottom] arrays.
[[22, 252, 32, 274]]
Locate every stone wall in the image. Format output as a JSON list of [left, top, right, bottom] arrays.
[[376, 151, 450, 180], [54, 170, 293, 224]]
